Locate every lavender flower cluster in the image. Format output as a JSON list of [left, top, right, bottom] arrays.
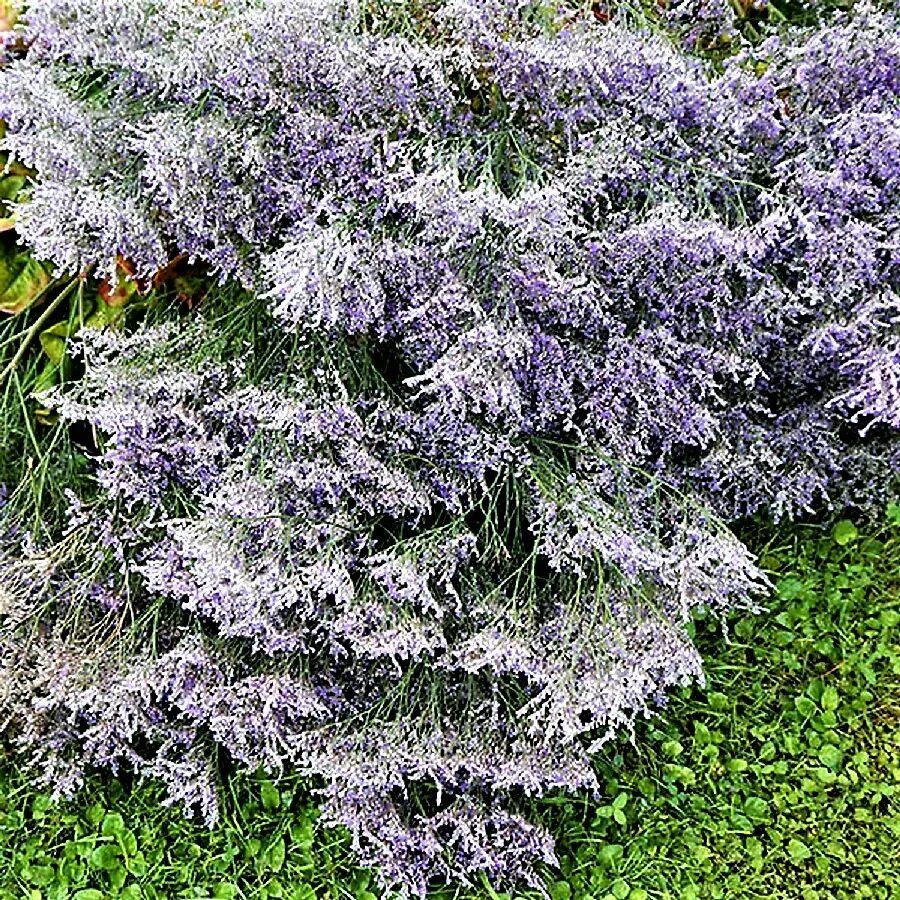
[[1, 0, 898, 895]]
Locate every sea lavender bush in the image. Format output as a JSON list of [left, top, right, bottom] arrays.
[[3, 322, 766, 895], [0, 0, 898, 895]]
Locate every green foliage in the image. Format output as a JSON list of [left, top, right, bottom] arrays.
[[535, 512, 900, 900], [0, 242, 52, 316], [0, 770, 371, 900], [1, 514, 897, 899], [0, 243, 211, 534]]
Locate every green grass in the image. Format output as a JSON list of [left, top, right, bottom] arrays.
[[0, 769, 368, 900], [539, 510, 900, 900], [2, 510, 898, 900]]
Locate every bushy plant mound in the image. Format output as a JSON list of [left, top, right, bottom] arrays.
[[0, 1, 898, 895]]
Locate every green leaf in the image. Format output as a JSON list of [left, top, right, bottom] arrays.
[[290, 821, 314, 850], [820, 686, 839, 712], [777, 577, 806, 601], [818, 744, 842, 769], [89, 844, 119, 870], [787, 838, 812, 863], [38, 320, 73, 365], [636, 776, 655, 797], [597, 843, 624, 867], [119, 829, 138, 858], [260, 780, 281, 811], [101, 813, 125, 838], [708, 691, 729, 711], [25, 865, 54, 886], [887, 503, 900, 526], [266, 836, 286, 873], [62, 858, 86, 881], [72, 891, 105, 900], [661, 740, 683, 759], [832, 520, 858, 546], [126, 850, 147, 877], [288, 887, 316, 900], [744, 796, 769, 822], [85, 293, 127, 328], [0, 173, 26, 202], [0, 253, 53, 315]]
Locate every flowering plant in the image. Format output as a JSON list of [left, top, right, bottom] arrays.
[[0, 1, 897, 895]]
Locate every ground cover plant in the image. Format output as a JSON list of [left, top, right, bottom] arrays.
[[0, 0, 898, 896], [1, 511, 897, 899]]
